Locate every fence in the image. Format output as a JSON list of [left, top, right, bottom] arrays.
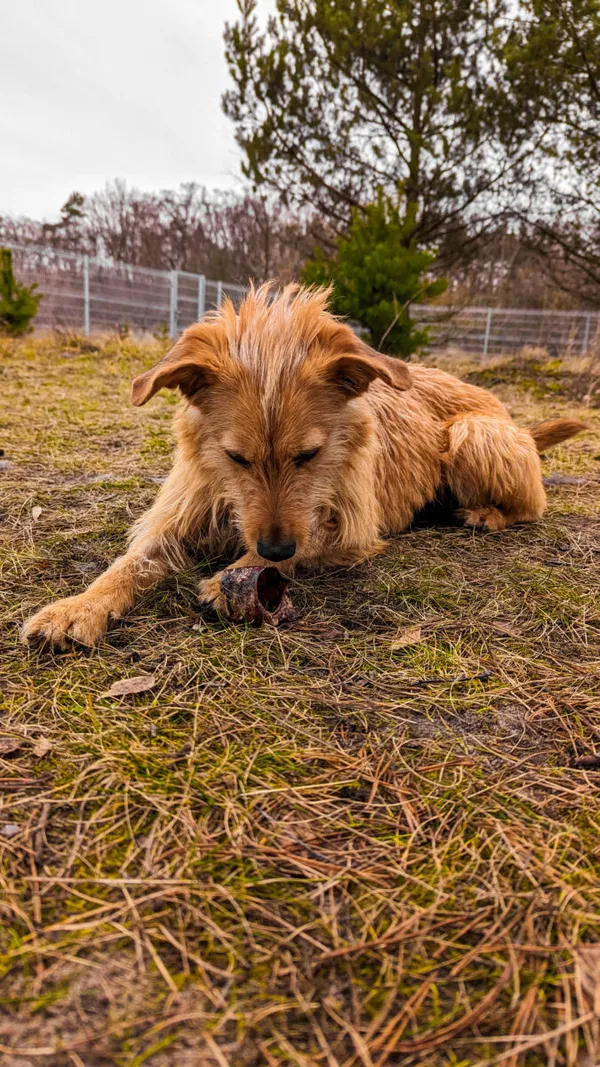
[[7, 244, 246, 339], [413, 304, 600, 360], [6, 243, 600, 357]]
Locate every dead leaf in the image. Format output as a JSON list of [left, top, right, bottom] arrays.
[[31, 505, 42, 522], [1, 823, 20, 838], [391, 625, 423, 650], [33, 736, 52, 758], [104, 674, 157, 698]]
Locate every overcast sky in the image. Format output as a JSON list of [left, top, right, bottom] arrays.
[[2, 0, 273, 222]]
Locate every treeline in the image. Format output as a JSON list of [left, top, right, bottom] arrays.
[[2, 180, 597, 311], [0, 183, 319, 286]]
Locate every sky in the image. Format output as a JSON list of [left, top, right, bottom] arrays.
[[2, 0, 273, 222]]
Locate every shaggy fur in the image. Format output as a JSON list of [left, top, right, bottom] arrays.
[[23, 285, 585, 649]]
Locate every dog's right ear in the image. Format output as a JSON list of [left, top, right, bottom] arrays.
[[322, 348, 412, 398], [131, 324, 229, 406], [309, 320, 412, 398]]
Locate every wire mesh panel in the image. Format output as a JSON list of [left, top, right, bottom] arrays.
[[414, 306, 490, 356], [203, 279, 222, 312], [413, 305, 600, 358], [6, 244, 599, 356], [176, 271, 204, 331], [88, 262, 172, 333], [9, 245, 87, 331], [5, 244, 248, 338]]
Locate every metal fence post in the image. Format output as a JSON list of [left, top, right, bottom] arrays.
[[197, 274, 206, 320], [169, 271, 178, 339], [482, 307, 493, 362], [216, 280, 223, 308], [83, 255, 90, 336]]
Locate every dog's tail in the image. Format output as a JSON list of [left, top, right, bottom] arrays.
[[529, 418, 586, 453]]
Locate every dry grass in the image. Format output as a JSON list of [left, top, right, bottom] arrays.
[[1, 334, 599, 1066]]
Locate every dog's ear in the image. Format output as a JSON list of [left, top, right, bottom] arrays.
[[325, 350, 411, 398], [131, 324, 230, 406], [312, 321, 411, 398]]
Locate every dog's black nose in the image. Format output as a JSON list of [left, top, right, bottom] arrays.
[[256, 537, 296, 562]]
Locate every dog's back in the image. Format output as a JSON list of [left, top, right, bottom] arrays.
[[403, 364, 509, 421]]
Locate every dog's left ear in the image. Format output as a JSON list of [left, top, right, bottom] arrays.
[[313, 321, 411, 397], [325, 349, 412, 398], [131, 323, 229, 406]]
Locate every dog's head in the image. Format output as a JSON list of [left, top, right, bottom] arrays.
[[132, 285, 411, 562]]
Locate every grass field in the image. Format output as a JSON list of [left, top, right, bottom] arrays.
[[1, 333, 599, 1066]]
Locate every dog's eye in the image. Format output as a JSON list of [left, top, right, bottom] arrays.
[[226, 450, 251, 469], [293, 447, 321, 467]]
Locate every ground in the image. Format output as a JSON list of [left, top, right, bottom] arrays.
[[0, 334, 599, 1067]]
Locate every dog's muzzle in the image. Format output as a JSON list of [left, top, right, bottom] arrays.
[[256, 537, 297, 562]]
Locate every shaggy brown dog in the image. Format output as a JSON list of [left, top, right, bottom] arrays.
[[23, 286, 584, 649]]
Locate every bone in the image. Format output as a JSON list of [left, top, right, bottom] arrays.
[[219, 566, 297, 626]]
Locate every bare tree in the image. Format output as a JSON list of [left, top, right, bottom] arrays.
[[0, 181, 314, 284]]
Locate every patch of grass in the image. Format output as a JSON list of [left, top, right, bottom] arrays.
[[0, 337, 599, 1065]]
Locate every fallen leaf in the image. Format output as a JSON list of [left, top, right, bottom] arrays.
[[391, 625, 423, 650], [33, 736, 52, 758], [1, 823, 20, 838], [31, 505, 42, 522], [104, 674, 157, 698], [0, 738, 22, 757]]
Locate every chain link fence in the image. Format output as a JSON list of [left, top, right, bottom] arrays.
[[6, 244, 246, 339]]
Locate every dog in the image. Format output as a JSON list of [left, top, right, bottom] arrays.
[[22, 284, 585, 649]]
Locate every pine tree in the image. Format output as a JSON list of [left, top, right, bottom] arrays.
[[302, 196, 446, 357], [223, 0, 529, 254], [0, 249, 43, 336]]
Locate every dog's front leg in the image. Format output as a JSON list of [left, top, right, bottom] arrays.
[[21, 467, 201, 650], [22, 532, 183, 650]]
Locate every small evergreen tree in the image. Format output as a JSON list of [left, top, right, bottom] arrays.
[[302, 197, 447, 357], [0, 249, 43, 336]]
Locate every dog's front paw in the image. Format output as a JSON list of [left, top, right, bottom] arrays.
[[197, 573, 227, 615], [22, 594, 114, 650]]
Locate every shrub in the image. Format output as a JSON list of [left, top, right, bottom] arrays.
[[302, 196, 447, 357], [0, 248, 43, 336]]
